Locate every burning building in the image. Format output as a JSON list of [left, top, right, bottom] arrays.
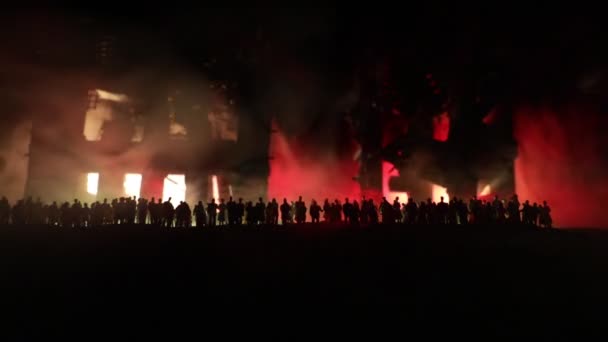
[[15, 10, 518, 207], [22, 19, 271, 206], [354, 57, 518, 202], [25, 82, 269, 206]]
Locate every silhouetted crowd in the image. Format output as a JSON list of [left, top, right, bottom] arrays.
[[0, 194, 552, 229]]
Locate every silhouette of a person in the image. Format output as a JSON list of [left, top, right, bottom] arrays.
[[393, 197, 402, 223], [323, 199, 331, 222], [137, 198, 148, 225], [380, 197, 392, 224], [280, 199, 291, 225], [194, 201, 207, 227], [437, 196, 449, 224], [405, 197, 418, 225], [310, 199, 322, 223], [207, 199, 218, 227], [295, 196, 306, 224], [255, 198, 265, 225], [218, 199, 227, 226], [237, 198, 245, 225], [163, 198, 175, 228], [540, 201, 552, 228], [271, 198, 279, 225]]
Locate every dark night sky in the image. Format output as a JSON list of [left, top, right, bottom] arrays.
[[3, 5, 608, 106]]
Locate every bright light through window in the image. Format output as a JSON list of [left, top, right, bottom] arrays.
[[211, 175, 219, 200], [83, 89, 129, 141], [382, 161, 408, 203], [163, 174, 186, 207], [87, 173, 99, 195], [432, 184, 449, 203], [124, 173, 142, 198]]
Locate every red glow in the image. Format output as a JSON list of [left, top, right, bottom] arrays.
[[514, 104, 608, 228], [382, 115, 408, 147], [482, 108, 498, 125], [268, 120, 361, 201], [432, 111, 450, 142]]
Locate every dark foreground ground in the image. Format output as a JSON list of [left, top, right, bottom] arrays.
[[1, 223, 608, 338]]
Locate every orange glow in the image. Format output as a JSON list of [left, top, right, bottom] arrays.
[[211, 175, 219, 201], [87, 173, 99, 195], [479, 184, 491, 197], [432, 183, 449, 203], [382, 161, 408, 203], [163, 174, 186, 207], [83, 89, 129, 141], [96, 89, 128, 102], [123, 173, 142, 198]]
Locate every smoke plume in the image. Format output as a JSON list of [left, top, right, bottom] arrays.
[[514, 102, 608, 228]]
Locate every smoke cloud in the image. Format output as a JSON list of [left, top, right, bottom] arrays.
[[268, 119, 361, 202], [514, 102, 608, 228]]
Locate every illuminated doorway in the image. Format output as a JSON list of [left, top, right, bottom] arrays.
[[163, 174, 186, 207], [124, 173, 142, 198]]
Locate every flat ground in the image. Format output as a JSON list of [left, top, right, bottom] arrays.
[[1, 224, 607, 338]]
